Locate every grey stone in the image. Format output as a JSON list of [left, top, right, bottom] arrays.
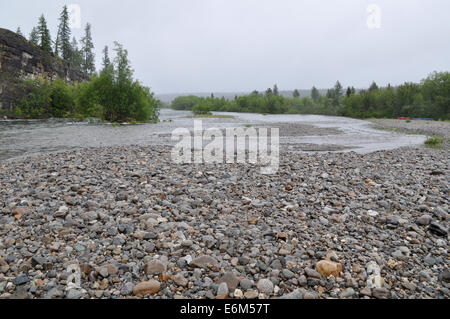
[[144, 260, 166, 275], [372, 287, 390, 299], [257, 279, 274, 294], [121, 282, 134, 296], [66, 289, 84, 299], [239, 278, 254, 290], [282, 269, 295, 279], [191, 255, 219, 268], [416, 215, 432, 226], [305, 268, 321, 278], [13, 274, 29, 285], [340, 288, 355, 298], [217, 282, 229, 296], [279, 289, 304, 299]]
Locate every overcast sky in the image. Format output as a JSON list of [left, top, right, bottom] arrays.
[[1, 0, 449, 94]]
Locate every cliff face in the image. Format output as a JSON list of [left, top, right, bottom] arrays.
[[0, 28, 89, 113]]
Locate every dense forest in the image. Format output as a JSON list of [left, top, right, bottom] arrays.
[[11, 6, 160, 123], [171, 72, 449, 120]]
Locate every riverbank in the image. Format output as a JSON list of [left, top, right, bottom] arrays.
[[0, 143, 448, 299], [370, 119, 450, 149]]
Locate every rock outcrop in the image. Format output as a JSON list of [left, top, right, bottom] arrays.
[[0, 28, 89, 113]]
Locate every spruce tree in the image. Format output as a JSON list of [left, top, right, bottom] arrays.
[[346, 87, 352, 97], [114, 41, 133, 84], [311, 86, 320, 103], [69, 37, 83, 69], [273, 84, 279, 96], [37, 15, 52, 53], [293, 89, 300, 98], [102, 45, 111, 70], [332, 81, 343, 108], [369, 81, 379, 92], [55, 6, 72, 60], [81, 23, 96, 74], [29, 27, 39, 45], [326, 89, 335, 99], [54, 32, 59, 56], [334, 81, 343, 98]]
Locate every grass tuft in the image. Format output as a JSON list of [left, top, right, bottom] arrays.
[[424, 136, 444, 148]]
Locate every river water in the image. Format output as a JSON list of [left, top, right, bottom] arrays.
[[0, 109, 426, 162]]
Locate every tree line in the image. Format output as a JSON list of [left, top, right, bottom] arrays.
[[17, 6, 96, 74], [171, 72, 449, 120], [9, 6, 160, 123]]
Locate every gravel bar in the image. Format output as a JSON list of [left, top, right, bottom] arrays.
[[0, 143, 448, 299]]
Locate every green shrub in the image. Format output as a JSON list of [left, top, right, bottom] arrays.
[[49, 79, 75, 117], [5, 43, 160, 123], [17, 78, 51, 118], [75, 44, 160, 123], [192, 102, 212, 115], [172, 95, 202, 110], [425, 136, 444, 146]]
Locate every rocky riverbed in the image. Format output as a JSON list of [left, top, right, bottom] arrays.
[[0, 141, 448, 299], [371, 119, 450, 149]]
